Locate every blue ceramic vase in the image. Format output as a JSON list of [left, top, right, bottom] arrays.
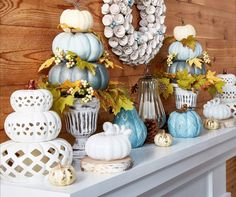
[[168, 110, 203, 138], [114, 108, 147, 148]]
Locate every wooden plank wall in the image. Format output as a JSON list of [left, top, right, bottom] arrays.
[[0, 0, 235, 195]]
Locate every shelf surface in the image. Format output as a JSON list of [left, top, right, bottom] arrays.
[[1, 127, 236, 197]]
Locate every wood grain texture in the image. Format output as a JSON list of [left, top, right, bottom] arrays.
[[0, 0, 235, 195]]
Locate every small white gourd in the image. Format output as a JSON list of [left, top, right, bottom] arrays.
[[154, 130, 173, 147], [48, 164, 76, 186], [60, 9, 93, 32], [203, 98, 232, 120], [173, 24, 196, 41], [85, 122, 131, 161]]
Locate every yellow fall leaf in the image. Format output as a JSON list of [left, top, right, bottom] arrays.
[[187, 57, 203, 69], [206, 70, 222, 84], [38, 57, 55, 72]]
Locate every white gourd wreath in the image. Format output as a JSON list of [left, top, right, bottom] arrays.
[[101, 0, 166, 66]]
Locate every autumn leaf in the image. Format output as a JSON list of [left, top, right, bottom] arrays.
[[158, 78, 174, 99], [206, 70, 223, 84], [181, 35, 197, 51], [76, 57, 96, 75], [186, 57, 203, 69], [38, 57, 55, 72], [58, 23, 82, 32], [164, 36, 176, 44], [53, 95, 74, 114]]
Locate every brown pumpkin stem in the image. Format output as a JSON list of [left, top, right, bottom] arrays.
[[176, 104, 189, 113], [223, 69, 228, 74], [65, 0, 80, 9], [28, 80, 36, 90]]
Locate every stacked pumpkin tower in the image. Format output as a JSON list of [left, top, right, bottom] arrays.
[[38, 7, 111, 159], [166, 25, 208, 110], [48, 9, 109, 89], [0, 81, 72, 183]]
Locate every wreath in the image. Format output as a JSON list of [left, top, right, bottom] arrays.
[[101, 0, 166, 66]]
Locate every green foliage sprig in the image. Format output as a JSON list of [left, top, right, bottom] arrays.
[[157, 70, 225, 99]]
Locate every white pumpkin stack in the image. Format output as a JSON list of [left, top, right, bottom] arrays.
[[0, 81, 73, 183], [81, 122, 133, 174], [216, 72, 236, 118]]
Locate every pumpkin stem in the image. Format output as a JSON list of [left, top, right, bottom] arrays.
[[223, 69, 228, 74], [28, 80, 36, 90], [65, 0, 80, 9], [176, 104, 189, 113]]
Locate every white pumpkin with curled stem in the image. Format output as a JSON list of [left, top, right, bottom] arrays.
[[85, 122, 132, 161], [173, 24, 196, 41]]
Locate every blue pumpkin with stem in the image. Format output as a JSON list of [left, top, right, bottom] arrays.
[[168, 109, 203, 138]]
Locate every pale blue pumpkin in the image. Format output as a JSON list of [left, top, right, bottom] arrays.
[[167, 61, 206, 75], [168, 41, 203, 60], [114, 108, 147, 148], [168, 110, 203, 138], [52, 32, 104, 62], [48, 62, 109, 90]]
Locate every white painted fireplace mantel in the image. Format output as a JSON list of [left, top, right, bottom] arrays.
[[1, 127, 236, 197]]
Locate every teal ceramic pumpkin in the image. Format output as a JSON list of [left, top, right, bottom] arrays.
[[168, 110, 203, 138], [168, 41, 203, 60], [167, 61, 206, 75], [48, 62, 109, 90], [114, 108, 147, 148], [52, 32, 104, 62]]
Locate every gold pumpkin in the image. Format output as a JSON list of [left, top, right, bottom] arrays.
[[154, 130, 173, 147], [48, 164, 76, 186], [203, 119, 220, 130]]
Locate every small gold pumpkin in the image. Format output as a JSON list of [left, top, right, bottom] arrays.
[[154, 130, 173, 147], [203, 119, 220, 130], [48, 164, 76, 186]]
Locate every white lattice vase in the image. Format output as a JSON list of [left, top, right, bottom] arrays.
[[64, 98, 100, 159], [174, 85, 198, 109], [0, 138, 73, 183]]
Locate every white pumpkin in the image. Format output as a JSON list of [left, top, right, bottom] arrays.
[[10, 89, 53, 112], [0, 139, 73, 183], [154, 130, 173, 147], [226, 103, 236, 118], [173, 24, 196, 41], [203, 98, 232, 120], [48, 164, 76, 186], [85, 122, 131, 161], [4, 111, 61, 142], [60, 9, 93, 32]]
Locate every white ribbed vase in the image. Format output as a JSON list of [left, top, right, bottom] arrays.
[[64, 98, 100, 159], [174, 85, 198, 109]]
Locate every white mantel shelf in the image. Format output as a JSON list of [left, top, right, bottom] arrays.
[[1, 127, 236, 197]]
